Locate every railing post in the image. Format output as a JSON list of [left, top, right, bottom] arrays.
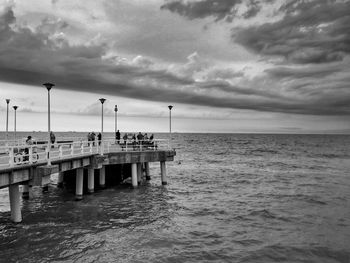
[[29, 146, 33, 164], [126, 142, 128, 152], [71, 143, 74, 156], [140, 141, 142, 151], [9, 147, 14, 167], [59, 145, 63, 158], [81, 141, 84, 155]]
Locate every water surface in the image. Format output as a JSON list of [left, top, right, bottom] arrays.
[[1, 133, 349, 262]]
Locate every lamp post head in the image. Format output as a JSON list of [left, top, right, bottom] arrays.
[[43, 82, 55, 91], [6, 99, 10, 104], [114, 105, 118, 112], [99, 98, 106, 104], [13, 106, 18, 110], [168, 105, 173, 110]]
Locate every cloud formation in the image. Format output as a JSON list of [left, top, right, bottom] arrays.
[[161, 0, 274, 21], [234, 0, 350, 64], [0, 1, 349, 120], [159, 0, 350, 116]]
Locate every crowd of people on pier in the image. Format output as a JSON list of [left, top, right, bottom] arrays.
[[85, 130, 155, 147], [119, 132, 154, 145], [87, 132, 102, 145]]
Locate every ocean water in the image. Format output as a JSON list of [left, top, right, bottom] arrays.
[[0, 133, 350, 263]]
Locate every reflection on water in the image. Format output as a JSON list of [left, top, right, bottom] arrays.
[[1, 133, 350, 262]]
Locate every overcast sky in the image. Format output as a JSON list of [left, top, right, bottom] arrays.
[[0, 0, 349, 133]]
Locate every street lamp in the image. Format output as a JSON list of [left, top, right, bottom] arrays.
[[168, 105, 173, 148], [13, 106, 18, 142], [43, 82, 55, 165], [99, 98, 106, 154], [114, 105, 118, 134], [5, 99, 10, 142]]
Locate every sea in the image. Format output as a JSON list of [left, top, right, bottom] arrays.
[[0, 132, 349, 263]]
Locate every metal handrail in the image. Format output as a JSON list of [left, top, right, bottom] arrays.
[[0, 138, 169, 168]]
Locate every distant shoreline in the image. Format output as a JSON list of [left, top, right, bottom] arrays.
[[0, 131, 349, 135]]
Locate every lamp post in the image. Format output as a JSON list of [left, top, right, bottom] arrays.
[[114, 105, 118, 134], [13, 106, 18, 142], [43, 82, 55, 165], [5, 99, 10, 142], [99, 98, 106, 154], [168, 105, 173, 148]]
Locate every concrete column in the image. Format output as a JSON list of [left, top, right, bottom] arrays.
[[131, 163, 138, 188], [76, 168, 83, 201], [42, 174, 51, 193], [120, 164, 124, 180], [99, 166, 105, 188], [57, 172, 64, 188], [137, 163, 142, 185], [160, 161, 167, 185], [145, 162, 151, 180], [9, 185, 22, 223], [22, 185, 29, 199], [88, 168, 94, 194]]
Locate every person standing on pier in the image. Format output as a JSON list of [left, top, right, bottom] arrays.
[[87, 132, 91, 145], [137, 132, 143, 143], [50, 131, 56, 147], [91, 132, 96, 146], [116, 130, 121, 144], [24, 136, 33, 161], [97, 132, 102, 145], [123, 133, 128, 145]]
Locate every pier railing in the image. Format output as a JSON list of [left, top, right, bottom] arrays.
[[0, 138, 170, 168]]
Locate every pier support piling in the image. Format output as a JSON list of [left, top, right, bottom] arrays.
[[88, 168, 94, 194], [99, 166, 105, 188], [75, 168, 83, 201], [9, 184, 22, 223], [42, 185, 49, 193], [137, 163, 142, 185], [57, 172, 64, 188], [131, 163, 138, 188], [22, 185, 29, 199], [160, 161, 167, 185], [145, 162, 151, 180]]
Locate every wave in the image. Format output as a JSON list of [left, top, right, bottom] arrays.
[[240, 245, 350, 263]]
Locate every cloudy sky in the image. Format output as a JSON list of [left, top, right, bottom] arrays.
[[0, 0, 349, 133]]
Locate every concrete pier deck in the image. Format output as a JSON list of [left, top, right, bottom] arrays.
[[0, 138, 176, 222]]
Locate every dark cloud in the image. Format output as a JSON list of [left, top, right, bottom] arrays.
[[242, 0, 261, 19], [0, 5, 15, 26], [161, 0, 241, 21], [162, 1, 350, 65], [160, 0, 272, 21], [234, 0, 350, 64], [265, 64, 343, 80], [197, 80, 284, 100], [206, 67, 244, 80]]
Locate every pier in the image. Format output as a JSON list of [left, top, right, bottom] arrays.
[[0, 138, 176, 223]]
